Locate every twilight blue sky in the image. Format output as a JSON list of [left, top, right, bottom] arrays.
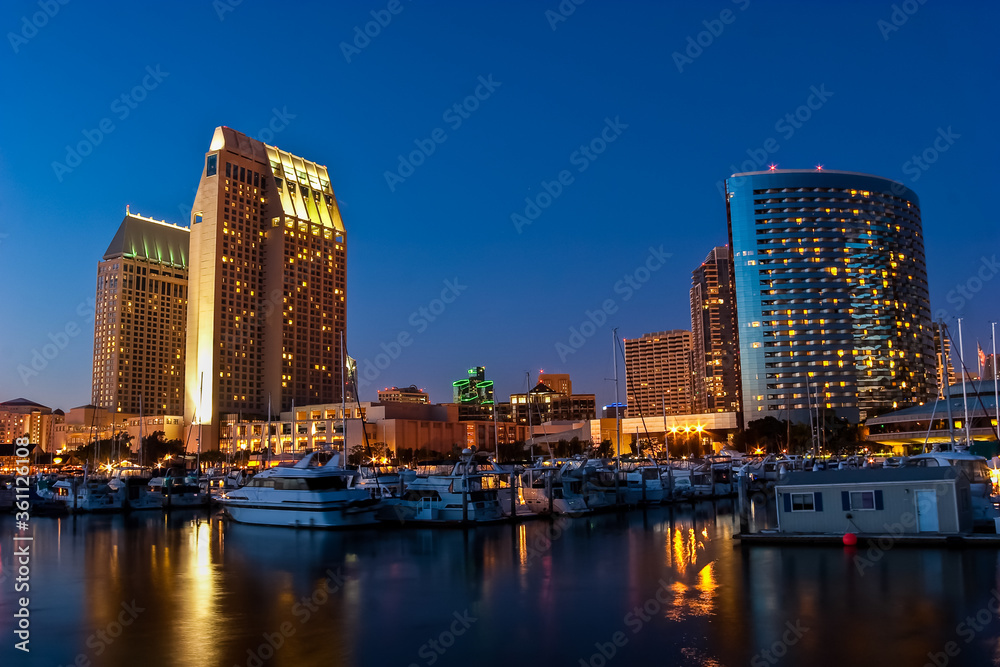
[[1, 0, 998, 411]]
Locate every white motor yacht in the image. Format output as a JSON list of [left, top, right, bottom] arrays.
[[519, 459, 593, 515], [220, 452, 379, 528], [148, 468, 209, 508], [354, 464, 402, 498], [46, 475, 123, 513], [905, 448, 1000, 526], [473, 458, 536, 517], [108, 464, 162, 511], [377, 449, 505, 525], [621, 463, 666, 504]]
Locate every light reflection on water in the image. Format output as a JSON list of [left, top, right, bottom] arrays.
[[1, 501, 999, 666]]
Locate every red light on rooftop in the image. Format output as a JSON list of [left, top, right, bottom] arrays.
[[768, 164, 778, 171], [816, 164, 824, 171]]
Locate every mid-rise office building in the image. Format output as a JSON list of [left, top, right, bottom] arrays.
[[538, 373, 572, 396], [452, 366, 496, 421], [510, 375, 596, 424], [92, 210, 189, 415], [623, 331, 694, 418], [726, 169, 936, 422], [378, 385, 430, 404], [186, 127, 348, 448], [690, 246, 740, 415], [933, 327, 956, 396]]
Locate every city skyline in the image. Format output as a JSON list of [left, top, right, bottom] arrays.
[[3, 1, 998, 413]]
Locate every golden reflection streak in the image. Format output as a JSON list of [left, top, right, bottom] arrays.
[[672, 528, 686, 574], [518, 524, 527, 567], [665, 562, 717, 621], [670, 528, 706, 576], [177, 520, 219, 666]]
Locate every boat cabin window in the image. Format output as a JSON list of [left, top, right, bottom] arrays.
[[305, 476, 349, 491], [414, 464, 454, 476], [246, 475, 348, 490], [273, 478, 309, 491], [402, 489, 441, 502], [957, 460, 990, 485]]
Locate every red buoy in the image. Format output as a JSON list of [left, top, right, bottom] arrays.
[[843, 532, 858, 546]]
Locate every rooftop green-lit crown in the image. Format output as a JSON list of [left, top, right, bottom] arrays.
[[102, 210, 189, 268]]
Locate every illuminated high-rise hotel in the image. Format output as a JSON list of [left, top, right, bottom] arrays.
[[726, 169, 936, 422], [92, 210, 189, 415], [690, 246, 740, 415], [186, 127, 347, 448]]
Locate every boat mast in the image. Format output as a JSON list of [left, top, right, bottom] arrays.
[[525, 371, 533, 460], [266, 392, 272, 467], [941, 322, 955, 448], [958, 318, 972, 446], [662, 389, 672, 494], [806, 372, 816, 454], [613, 328, 621, 505], [341, 330, 347, 463], [993, 322, 999, 444], [197, 372, 203, 474], [492, 394, 499, 459], [139, 394, 144, 467]]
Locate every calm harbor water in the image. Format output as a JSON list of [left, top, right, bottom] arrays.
[[3, 501, 1000, 667]]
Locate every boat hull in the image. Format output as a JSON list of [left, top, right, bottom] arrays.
[[521, 490, 590, 516], [158, 493, 210, 509], [223, 501, 379, 528], [376, 499, 505, 525]]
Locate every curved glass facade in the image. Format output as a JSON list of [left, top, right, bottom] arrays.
[[726, 170, 936, 423]]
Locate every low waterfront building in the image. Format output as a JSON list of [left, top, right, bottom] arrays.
[[865, 382, 999, 456], [596, 412, 740, 457], [775, 467, 972, 535], [0, 442, 37, 472], [221, 400, 735, 461], [223, 401, 529, 460], [52, 405, 185, 452]]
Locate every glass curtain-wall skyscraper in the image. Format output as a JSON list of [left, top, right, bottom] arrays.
[[186, 127, 347, 448], [726, 169, 936, 423]]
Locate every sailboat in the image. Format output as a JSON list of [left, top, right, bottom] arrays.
[[48, 465, 123, 513], [107, 394, 161, 510]]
